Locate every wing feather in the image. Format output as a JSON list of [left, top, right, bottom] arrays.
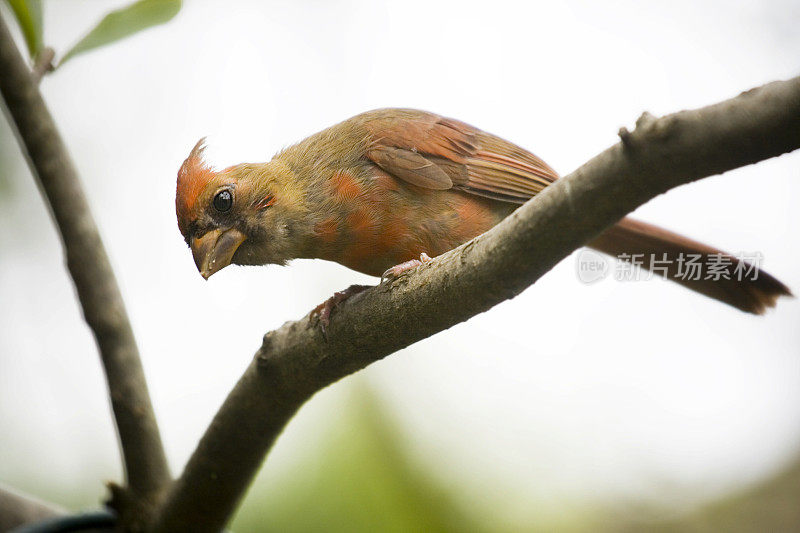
[[361, 109, 558, 204], [367, 145, 453, 189]]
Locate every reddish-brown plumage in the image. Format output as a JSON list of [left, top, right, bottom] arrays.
[[175, 139, 214, 237], [313, 217, 339, 244], [330, 170, 362, 201], [175, 108, 791, 313]]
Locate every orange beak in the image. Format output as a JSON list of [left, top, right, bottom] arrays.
[[191, 228, 246, 279]]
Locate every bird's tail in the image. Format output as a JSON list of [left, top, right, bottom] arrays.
[[588, 217, 792, 314]]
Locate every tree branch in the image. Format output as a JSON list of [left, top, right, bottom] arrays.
[[0, 14, 170, 505], [0, 484, 64, 531], [152, 78, 800, 531], [31, 47, 55, 84]]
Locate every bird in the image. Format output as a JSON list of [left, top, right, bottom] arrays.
[[175, 108, 790, 319]]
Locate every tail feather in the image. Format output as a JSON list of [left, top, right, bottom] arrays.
[[588, 217, 792, 314]]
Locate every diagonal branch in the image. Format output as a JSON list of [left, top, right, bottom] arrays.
[[152, 77, 800, 531], [0, 15, 169, 503]]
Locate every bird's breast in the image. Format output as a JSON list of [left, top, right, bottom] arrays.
[[309, 168, 512, 277]]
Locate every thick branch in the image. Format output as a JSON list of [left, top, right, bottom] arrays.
[[154, 77, 800, 531], [0, 485, 64, 530], [0, 16, 169, 499]]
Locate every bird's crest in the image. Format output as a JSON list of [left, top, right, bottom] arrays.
[[176, 138, 215, 236]]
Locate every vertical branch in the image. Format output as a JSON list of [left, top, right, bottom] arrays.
[[0, 15, 170, 500]]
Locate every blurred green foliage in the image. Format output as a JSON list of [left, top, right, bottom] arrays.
[[634, 457, 800, 533], [232, 384, 489, 533], [232, 383, 800, 532]]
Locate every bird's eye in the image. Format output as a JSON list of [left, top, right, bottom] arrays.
[[213, 189, 233, 212]]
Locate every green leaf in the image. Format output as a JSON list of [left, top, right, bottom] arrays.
[[233, 384, 489, 533], [5, 0, 43, 59], [59, 0, 181, 66]]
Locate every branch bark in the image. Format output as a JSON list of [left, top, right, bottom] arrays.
[[0, 14, 170, 507], [152, 78, 800, 531], [0, 484, 64, 531]]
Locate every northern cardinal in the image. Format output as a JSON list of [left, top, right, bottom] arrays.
[[176, 108, 790, 314]]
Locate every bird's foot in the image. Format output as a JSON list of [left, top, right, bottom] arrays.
[[380, 253, 432, 283], [311, 284, 371, 337]]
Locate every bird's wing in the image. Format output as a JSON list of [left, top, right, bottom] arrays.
[[362, 109, 559, 204]]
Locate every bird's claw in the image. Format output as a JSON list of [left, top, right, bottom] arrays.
[[311, 284, 371, 338], [311, 253, 433, 338], [380, 253, 432, 283]]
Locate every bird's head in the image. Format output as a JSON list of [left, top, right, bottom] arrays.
[[175, 139, 310, 279]]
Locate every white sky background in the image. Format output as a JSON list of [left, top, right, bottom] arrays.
[[1, 0, 799, 521]]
